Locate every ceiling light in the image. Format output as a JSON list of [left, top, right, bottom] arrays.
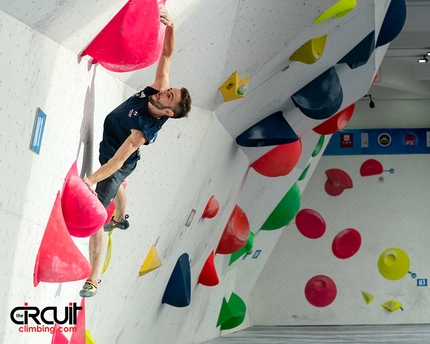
[[418, 56, 428, 63], [368, 95, 375, 108], [427, 52, 430, 56]]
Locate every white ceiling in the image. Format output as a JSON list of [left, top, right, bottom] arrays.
[[1, 0, 429, 138]]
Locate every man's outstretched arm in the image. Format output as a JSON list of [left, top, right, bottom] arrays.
[[151, 6, 175, 92], [83, 130, 146, 190]]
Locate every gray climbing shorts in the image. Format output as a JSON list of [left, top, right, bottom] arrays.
[[95, 155, 137, 208]]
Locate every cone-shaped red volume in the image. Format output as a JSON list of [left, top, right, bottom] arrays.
[[360, 159, 383, 176], [202, 195, 220, 219], [51, 324, 69, 344], [80, 0, 166, 72], [69, 298, 85, 344], [313, 103, 355, 135], [34, 192, 92, 287], [61, 161, 107, 237], [198, 250, 219, 286], [251, 139, 302, 177], [216, 205, 250, 254]]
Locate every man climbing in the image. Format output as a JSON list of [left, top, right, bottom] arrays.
[[80, 6, 192, 297]]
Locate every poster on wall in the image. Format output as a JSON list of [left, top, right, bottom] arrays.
[[324, 128, 430, 155]]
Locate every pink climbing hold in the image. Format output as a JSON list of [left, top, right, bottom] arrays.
[[332, 228, 361, 259], [324, 168, 353, 196], [69, 298, 86, 344], [313, 103, 355, 135], [251, 139, 302, 177], [51, 324, 69, 344], [202, 195, 220, 219], [34, 192, 92, 287], [216, 205, 250, 255], [61, 162, 107, 237], [304, 275, 337, 307], [80, 0, 166, 72], [360, 159, 383, 177], [295, 209, 326, 239]]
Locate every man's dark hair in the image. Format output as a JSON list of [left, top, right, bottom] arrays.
[[172, 88, 192, 119]]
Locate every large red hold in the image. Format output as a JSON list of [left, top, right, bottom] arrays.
[[81, 0, 166, 72]]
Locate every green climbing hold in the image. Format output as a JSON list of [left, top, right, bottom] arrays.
[[312, 135, 325, 157], [229, 232, 255, 266], [261, 183, 301, 230], [298, 163, 311, 181]]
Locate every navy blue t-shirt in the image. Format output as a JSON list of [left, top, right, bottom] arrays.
[[99, 86, 169, 164]]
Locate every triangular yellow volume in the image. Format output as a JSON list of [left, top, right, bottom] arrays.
[[290, 35, 327, 64], [382, 299, 402, 312], [139, 245, 163, 276], [218, 71, 250, 102], [361, 291, 374, 304], [86, 329, 96, 344]]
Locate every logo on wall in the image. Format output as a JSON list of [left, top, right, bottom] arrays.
[[340, 133, 353, 148], [403, 132, 418, 147], [377, 133, 391, 147]]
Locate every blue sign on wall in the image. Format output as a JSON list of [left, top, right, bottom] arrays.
[[417, 279, 427, 287], [324, 128, 430, 156], [30, 108, 47, 154]]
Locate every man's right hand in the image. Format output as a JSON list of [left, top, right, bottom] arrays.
[[159, 6, 174, 27], [82, 177, 97, 196]]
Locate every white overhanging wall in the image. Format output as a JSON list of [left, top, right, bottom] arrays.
[[0, 1, 395, 343]]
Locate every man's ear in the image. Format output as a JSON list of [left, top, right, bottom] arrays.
[[165, 108, 175, 117]]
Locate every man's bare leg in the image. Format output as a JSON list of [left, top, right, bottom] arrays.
[[80, 227, 103, 297], [112, 184, 126, 221]]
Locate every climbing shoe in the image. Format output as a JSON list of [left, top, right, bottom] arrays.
[[103, 214, 130, 232]]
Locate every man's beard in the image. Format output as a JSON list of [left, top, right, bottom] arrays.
[[149, 96, 168, 110]]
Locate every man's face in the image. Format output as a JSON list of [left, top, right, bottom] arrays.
[[149, 88, 181, 113]]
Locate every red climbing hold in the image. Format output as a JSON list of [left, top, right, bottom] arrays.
[[216, 205, 250, 254], [313, 103, 355, 135], [202, 195, 220, 219], [198, 250, 219, 286]]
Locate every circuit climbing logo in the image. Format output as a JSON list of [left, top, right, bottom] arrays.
[[10, 302, 80, 334]]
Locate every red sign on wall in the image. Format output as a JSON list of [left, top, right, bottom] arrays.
[[340, 133, 353, 148]]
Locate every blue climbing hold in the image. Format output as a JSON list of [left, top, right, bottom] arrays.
[[162, 253, 191, 307], [291, 67, 343, 120], [338, 31, 375, 69], [376, 0, 407, 48], [236, 111, 298, 147]]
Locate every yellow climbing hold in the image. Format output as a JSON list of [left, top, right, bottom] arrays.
[[377, 248, 410, 281], [314, 0, 357, 24], [139, 245, 163, 276], [361, 291, 374, 304], [86, 329, 96, 344], [289, 35, 327, 64], [101, 230, 113, 274], [218, 71, 250, 102], [382, 300, 402, 312]]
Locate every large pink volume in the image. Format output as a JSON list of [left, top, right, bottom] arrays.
[[61, 162, 107, 237], [81, 0, 166, 72]]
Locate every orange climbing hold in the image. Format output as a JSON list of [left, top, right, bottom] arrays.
[[216, 205, 250, 255], [34, 192, 92, 287], [198, 250, 219, 286]]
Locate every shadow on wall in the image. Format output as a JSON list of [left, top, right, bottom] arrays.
[[77, 66, 97, 178]]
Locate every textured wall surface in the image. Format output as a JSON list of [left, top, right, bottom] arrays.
[[252, 153, 430, 325], [0, 0, 395, 343]]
